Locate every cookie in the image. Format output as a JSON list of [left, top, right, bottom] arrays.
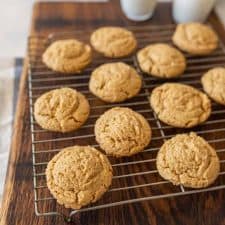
[[172, 23, 218, 55], [46, 145, 113, 209], [89, 62, 142, 103], [95, 107, 151, 157], [34, 88, 90, 132], [90, 27, 137, 58], [137, 43, 186, 78], [42, 39, 92, 73], [201, 67, 225, 105], [157, 132, 220, 188], [150, 83, 211, 128]]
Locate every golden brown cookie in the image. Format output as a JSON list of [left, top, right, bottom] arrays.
[[157, 132, 220, 188], [42, 39, 92, 73], [137, 43, 186, 78], [201, 67, 225, 105], [90, 27, 137, 58], [172, 23, 218, 55], [46, 145, 113, 209], [150, 83, 211, 128], [95, 107, 151, 157], [89, 62, 142, 103], [34, 88, 90, 132]]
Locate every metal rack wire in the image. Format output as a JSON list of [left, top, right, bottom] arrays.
[[28, 24, 225, 220]]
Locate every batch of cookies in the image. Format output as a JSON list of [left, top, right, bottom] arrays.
[[33, 23, 225, 210]]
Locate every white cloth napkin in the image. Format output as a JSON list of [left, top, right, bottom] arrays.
[[0, 67, 15, 202]]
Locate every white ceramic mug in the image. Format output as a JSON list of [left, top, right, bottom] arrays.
[[120, 0, 157, 21], [173, 0, 216, 23]]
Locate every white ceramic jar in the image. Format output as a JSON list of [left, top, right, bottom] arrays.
[[173, 0, 217, 23], [120, 0, 157, 21]]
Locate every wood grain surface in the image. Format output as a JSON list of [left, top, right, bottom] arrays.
[[1, 1, 225, 225]]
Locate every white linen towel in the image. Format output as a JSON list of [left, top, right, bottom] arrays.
[[0, 67, 15, 202]]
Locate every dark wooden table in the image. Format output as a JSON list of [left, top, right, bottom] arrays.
[[1, 1, 225, 225]]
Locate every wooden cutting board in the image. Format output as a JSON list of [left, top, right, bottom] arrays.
[[1, 1, 225, 225]]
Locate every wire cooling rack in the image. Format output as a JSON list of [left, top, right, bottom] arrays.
[[28, 24, 225, 220]]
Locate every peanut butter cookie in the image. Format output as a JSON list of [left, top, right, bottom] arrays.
[[90, 27, 137, 58], [137, 43, 186, 78], [201, 67, 225, 105], [150, 83, 211, 128], [89, 62, 142, 103], [42, 39, 92, 73], [46, 145, 113, 209], [34, 88, 90, 132], [95, 107, 151, 157], [157, 132, 220, 188], [172, 23, 218, 55]]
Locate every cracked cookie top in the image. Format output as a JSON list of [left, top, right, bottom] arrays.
[[137, 43, 186, 78], [94, 107, 151, 157], [34, 88, 90, 132], [157, 132, 220, 188], [90, 27, 137, 58], [150, 83, 211, 128], [172, 23, 218, 55], [42, 39, 92, 73], [89, 62, 142, 103], [201, 67, 225, 105], [46, 145, 113, 209]]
